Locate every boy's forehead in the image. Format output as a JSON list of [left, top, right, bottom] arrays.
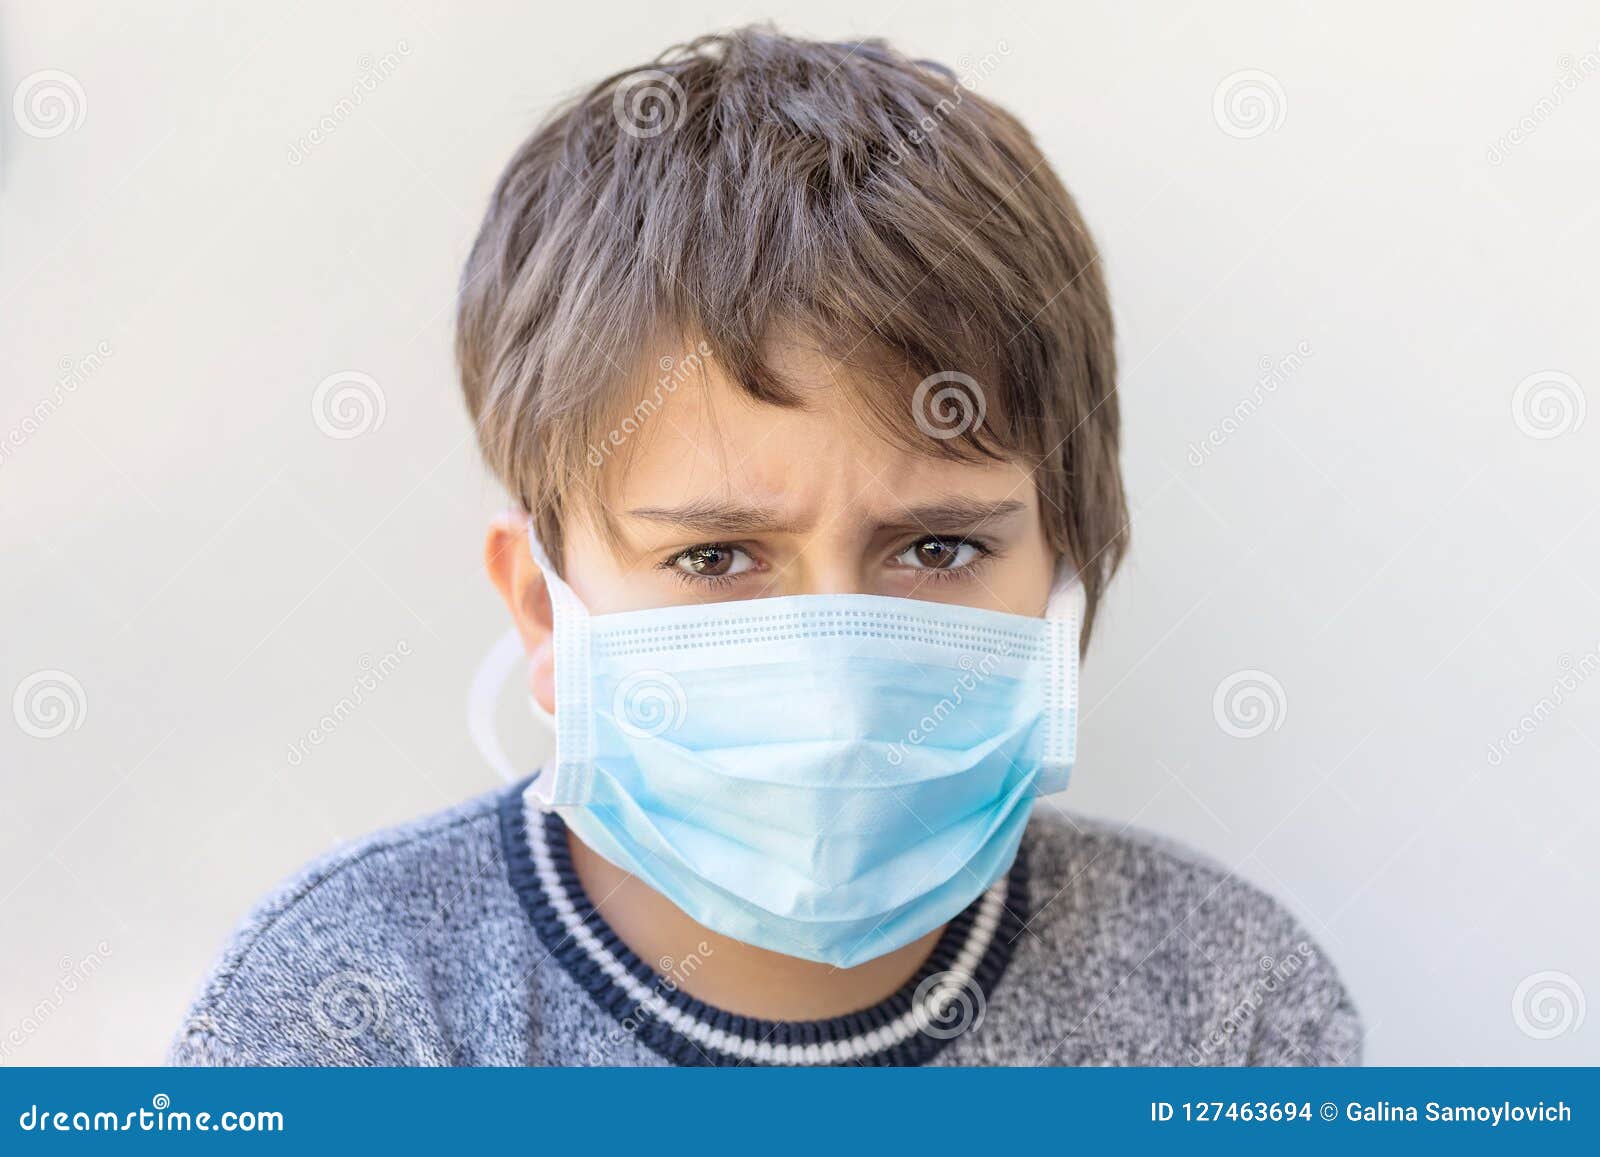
[[595, 346, 1035, 527]]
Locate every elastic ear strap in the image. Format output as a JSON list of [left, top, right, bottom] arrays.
[[1039, 566, 1085, 790], [526, 525, 593, 806]]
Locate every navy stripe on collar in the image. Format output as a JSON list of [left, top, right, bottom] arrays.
[[497, 779, 1029, 1067]]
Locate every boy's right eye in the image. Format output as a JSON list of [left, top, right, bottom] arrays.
[[668, 545, 755, 581]]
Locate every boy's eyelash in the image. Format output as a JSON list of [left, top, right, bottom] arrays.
[[902, 537, 999, 583], [655, 543, 752, 590]]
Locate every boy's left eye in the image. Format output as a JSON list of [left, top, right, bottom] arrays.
[[895, 537, 981, 571]]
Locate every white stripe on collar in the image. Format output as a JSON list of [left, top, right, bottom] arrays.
[[522, 792, 1008, 1065]]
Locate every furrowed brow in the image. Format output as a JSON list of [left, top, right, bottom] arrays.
[[884, 498, 1027, 534], [626, 498, 795, 535]]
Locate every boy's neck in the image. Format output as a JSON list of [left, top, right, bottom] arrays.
[[565, 826, 943, 1020]]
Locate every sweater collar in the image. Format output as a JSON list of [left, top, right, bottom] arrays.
[[497, 779, 1029, 1066]]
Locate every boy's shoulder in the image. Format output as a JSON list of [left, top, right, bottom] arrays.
[[169, 784, 528, 1066], [1026, 802, 1267, 918], [1011, 805, 1363, 1065]]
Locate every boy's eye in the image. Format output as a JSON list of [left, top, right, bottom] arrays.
[[897, 537, 980, 571], [672, 545, 754, 579]]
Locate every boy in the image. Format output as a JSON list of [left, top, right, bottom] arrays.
[[171, 28, 1360, 1066]]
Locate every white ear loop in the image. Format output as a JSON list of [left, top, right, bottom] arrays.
[[466, 626, 529, 785], [526, 522, 595, 807]]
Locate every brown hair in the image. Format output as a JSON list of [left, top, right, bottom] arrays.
[[457, 26, 1126, 640]]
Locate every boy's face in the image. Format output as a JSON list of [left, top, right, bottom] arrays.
[[488, 343, 1057, 711]]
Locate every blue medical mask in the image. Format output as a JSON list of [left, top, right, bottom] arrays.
[[526, 528, 1083, 968]]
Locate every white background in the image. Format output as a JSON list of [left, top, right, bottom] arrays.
[[3, 0, 1597, 1065]]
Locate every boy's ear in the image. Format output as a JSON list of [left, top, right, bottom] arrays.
[[485, 513, 556, 714]]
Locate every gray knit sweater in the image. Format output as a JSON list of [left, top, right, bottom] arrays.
[[168, 780, 1362, 1067]]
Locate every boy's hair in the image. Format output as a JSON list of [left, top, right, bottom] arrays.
[[457, 26, 1126, 639]]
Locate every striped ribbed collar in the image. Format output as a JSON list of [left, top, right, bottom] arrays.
[[497, 779, 1029, 1067]]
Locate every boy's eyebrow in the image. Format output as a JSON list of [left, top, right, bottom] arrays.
[[886, 498, 1026, 532], [625, 496, 1027, 536], [626, 498, 794, 534]]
